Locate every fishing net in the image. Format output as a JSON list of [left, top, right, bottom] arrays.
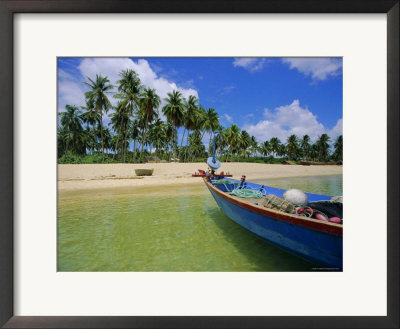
[[262, 194, 296, 214], [307, 201, 343, 218], [211, 179, 238, 192], [230, 188, 263, 199], [211, 179, 235, 185]]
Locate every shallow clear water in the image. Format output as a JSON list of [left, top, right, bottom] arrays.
[[58, 175, 342, 272], [253, 175, 343, 196]]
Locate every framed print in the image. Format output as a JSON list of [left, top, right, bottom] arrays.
[[1, 1, 398, 328]]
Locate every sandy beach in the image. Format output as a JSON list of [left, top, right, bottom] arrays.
[[58, 162, 342, 191]]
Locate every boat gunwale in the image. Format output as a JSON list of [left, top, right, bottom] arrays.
[[204, 177, 343, 237]]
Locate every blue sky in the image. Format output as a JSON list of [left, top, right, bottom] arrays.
[[58, 57, 342, 144]]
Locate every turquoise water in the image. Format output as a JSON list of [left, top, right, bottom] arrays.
[[58, 175, 342, 272], [253, 175, 343, 196]]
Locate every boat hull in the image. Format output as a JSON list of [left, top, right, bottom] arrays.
[[135, 168, 154, 176], [206, 182, 343, 270]]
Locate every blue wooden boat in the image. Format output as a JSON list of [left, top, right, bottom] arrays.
[[203, 175, 343, 270]]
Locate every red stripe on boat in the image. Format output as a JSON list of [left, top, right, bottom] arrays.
[[204, 178, 343, 237]]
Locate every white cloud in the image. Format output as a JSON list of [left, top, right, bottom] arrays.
[[58, 58, 199, 121], [222, 114, 233, 123], [218, 85, 236, 95], [58, 69, 75, 81], [233, 58, 266, 72], [57, 70, 86, 112], [328, 118, 343, 140], [243, 100, 342, 142], [78, 58, 198, 104], [282, 58, 342, 80]]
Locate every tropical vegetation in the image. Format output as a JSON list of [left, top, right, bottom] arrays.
[[58, 70, 343, 164]]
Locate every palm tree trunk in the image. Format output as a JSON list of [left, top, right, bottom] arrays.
[[113, 120, 124, 160], [179, 128, 186, 160], [201, 129, 207, 141], [172, 128, 178, 161], [140, 124, 147, 161], [184, 133, 190, 162], [209, 133, 213, 156], [100, 113, 104, 161], [132, 140, 136, 163], [123, 123, 127, 163], [180, 128, 186, 148]]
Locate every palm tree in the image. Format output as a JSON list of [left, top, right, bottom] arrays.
[[333, 135, 343, 161], [113, 69, 142, 161], [162, 90, 185, 160], [149, 118, 166, 157], [269, 137, 281, 158], [202, 108, 220, 154], [188, 130, 205, 161], [261, 140, 270, 157], [138, 88, 161, 159], [164, 121, 175, 161], [59, 105, 86, 155], [130, 119, 140, 163], [316, 133, 331, 161], [197, 106, 207, 139], [286, 134, 299, 161], [250, 135, 258, 157], [214, 124, 226, 157], [84, 74, 113, 159], [183, 95, 200, 162], [80, 101, 101, 155], [84, 126, 97, 155], [239, 130, 251, 158], [102, 127, 112, 156], [300, 135, 311, 160], [277, 144, 287, 158], [80, 99, 100, 130], [110, 101, 130, 161], [225, 124, 241, 161], [310, 143, 319, 161]]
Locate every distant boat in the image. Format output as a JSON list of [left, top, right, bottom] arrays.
[[203, 176, 343, 270], [135, 168, 154, 176]]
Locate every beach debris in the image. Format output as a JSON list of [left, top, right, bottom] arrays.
[[283, 189, 308, 207]]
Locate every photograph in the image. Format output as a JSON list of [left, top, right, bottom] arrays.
[[57, 57, 343, 272]]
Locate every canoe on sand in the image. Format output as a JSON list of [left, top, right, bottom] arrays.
[[135, 168, 154, 176]]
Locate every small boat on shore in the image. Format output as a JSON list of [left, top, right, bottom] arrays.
[[135, 168, 154, 176], [201, 138, 343, 269], [204, 175, 343, 269]]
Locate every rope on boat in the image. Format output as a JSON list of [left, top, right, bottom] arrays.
[[212, 179, 263, 198], [211, 179, 237, 193], [230, 188, 263, 199], [211, 179, 235, 185]]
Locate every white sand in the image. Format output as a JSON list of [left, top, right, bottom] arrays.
[[58, 162, 342, 191]]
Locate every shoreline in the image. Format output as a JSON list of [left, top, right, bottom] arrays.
[[58, 163, 343, 192]]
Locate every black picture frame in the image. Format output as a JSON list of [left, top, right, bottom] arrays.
[[0, 1, 398, 328]]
